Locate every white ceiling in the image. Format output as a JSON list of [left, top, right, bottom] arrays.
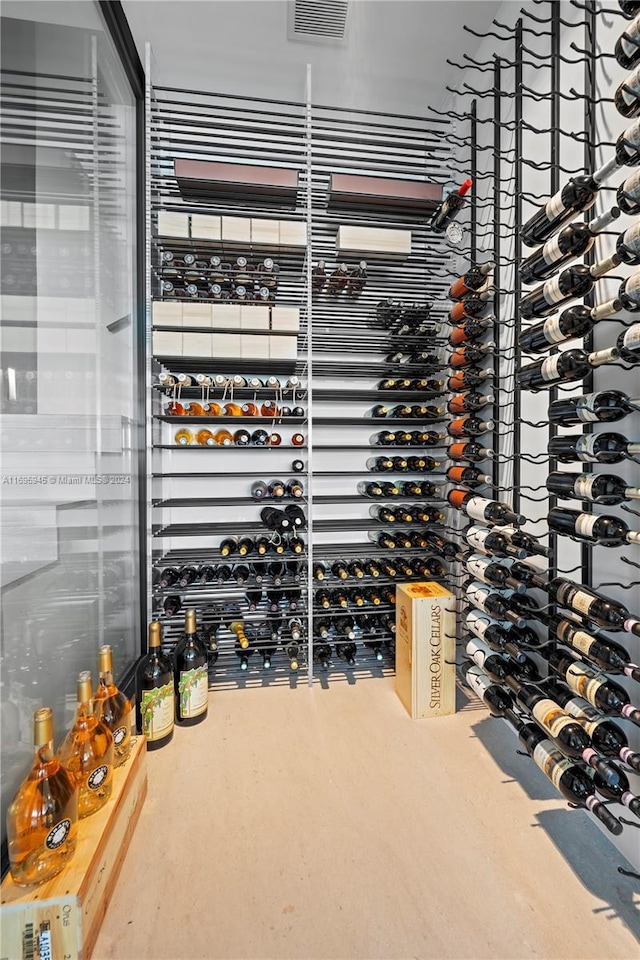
[[122, 0, 503, 116]]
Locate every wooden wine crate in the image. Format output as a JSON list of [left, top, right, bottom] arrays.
[[336, 224, 411, 258], [395, 582, 457, 719], [0, 736, 147, 960]]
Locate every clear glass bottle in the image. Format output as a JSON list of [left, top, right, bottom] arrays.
[[93, 645, 132, 766], [58, 672, 114, 819], [6, 708, 78, 886]]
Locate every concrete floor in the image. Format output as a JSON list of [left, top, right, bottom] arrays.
[[94, 677, 640, 960]]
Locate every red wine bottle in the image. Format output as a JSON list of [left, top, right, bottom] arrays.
[[548, 431, 640, 463], [548, 389, 639, 425], [457, 552, 527, 593], [464, 580, 527, 628], [447, 368, 493, 392], [544, 577, 640, 635], [520, 158, 618, 248], [548, 617, 640, 681], [447, 392, 494, 415], [589, 322, 640, 365], [617, 167, 640, 213], [518, 299, 619, 354], [546, 470, 640, 505], [463, 524, 527, 559], [545, 648, 640, 725], [448, 261, 495, 300], [430, 178, 473, 233], [548, 506, 640, 547], [449, 343, 495, 368], [465, 610, 529, 663], [519, 208, 619, 285], [517, 348, 611, 392], [464, 636, 538, 683], [583, 761, 640, 817], [519, 256, 616, 321], [615, 62, 640, 118], [617, 11, 640, 70], [446, 465, 493, 488], [447, 416, 494, 438], [448, 490, 525, 526], [448, 441, 494, 463]]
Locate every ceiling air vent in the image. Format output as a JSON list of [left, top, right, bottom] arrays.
[[288, 0, 349, 45]]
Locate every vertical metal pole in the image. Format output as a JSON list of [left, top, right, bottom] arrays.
[[513, 22, 523, 516], [492, 59, 501, 494], [144, 42, 153, 626], [305, 63, 314, 686], [547, 3, 561, 584]]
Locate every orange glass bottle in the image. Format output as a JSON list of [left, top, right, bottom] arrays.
[[213, 429, 234, 446], [175, 428, 194, 446], [196, 430, 216, 446], [223, 402, 243, 417]]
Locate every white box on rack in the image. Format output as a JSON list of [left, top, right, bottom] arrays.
[[211, 304, 241, 329], [269, 335, 297, 359], [190, 214, 221, 240], [241, 334, 270, 359], [182, 332, 212, 357], [251, 218, 280, 246], [153, 331, 183, 356], [336, 224, 411, 257], [241, 305, 270, 330], [152, 301, 183, 326], [279, 220, 306, 247], [182, 302, 212, 328], [271, 307, 300, 332], [157, 211, 189, 237], [212, 333, 242, 358], [221, 216, 251, 243]]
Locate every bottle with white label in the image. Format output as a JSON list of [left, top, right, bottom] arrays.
[[457, 551, 527, 593], [173, 608, 209, 726], [458, 661, 519, 718], [465, 610, 530, 663], [519, 255, 617, 321], [548, 619, 640, 681], [548, 389, 639, 426], [517, 350, 591, 392], [136, 621, 175, 750], [617, 167, 640, 213], [519, 207, 620, 285], [544, 577, 640, 636], [93, 645, 131, 767], [447, 490, 525, 526], [616, 11, 640, 69], [58, 672, 114, 819], [548, 505, 640, 547], [464, 636, 538, 683], [548, 431, 640, 464], [518, 298, 620, 354], [587, 322, 640, 365], [545, 648, 640, 726], [546, 470, 640, 506], [615, 62, 640, 118], [463, 524, 527, 559], [464, 579, 527, 628], [544, 678, 640, 772], [492, 525, 552, 559], [520, 159, 618, 248], [507, 719, 623, 836]]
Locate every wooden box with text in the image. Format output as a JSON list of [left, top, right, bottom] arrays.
[[395, 582, 456, 720], [1, 736, 147, 960]]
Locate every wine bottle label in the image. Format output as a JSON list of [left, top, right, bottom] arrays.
[[566, 586, 596, 615], [541, 235, 563, 267], [141, 681, 174, 741], [622, 119, 640, 152], [560, 695, 590, 721], [566, 627, 595, 657], [542, 276, 566, 305], [624, 270, 640, 305], [465, 665, 493, 699], [620, 66, 640, 106], [532, 699, 577, 738], [113, 725, 128, 747], [465, 555, 492, 580], [542, 314, 566, 344], [544, 190, 566, 222], [465, 636, 490, 665], [574, 513, 599, 538], [623, 221, 640, 255], [466, 526, 490, 551], [178, 665, 208, 719], [464, 496, 492, 522], [540, 354, 562, 381], [575, 434, 599, 461], [573, 475, 596, 498], [575, 394, 602, 422], [87, 765, 109, 791], [466, 611, 489, 638], [45, 818, 72, 851], [532, 740, 573, 790], [621, 17, 640, 57], [623, 324, 640, 349]]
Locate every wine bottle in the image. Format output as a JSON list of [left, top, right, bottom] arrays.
[[545, 648, 640, 725], [285, 638, 301, 672], [284, 504, 306, 528], [458, 552, 527, 593], [136, 621, 175, 750], [616, 11, 640, 68], [520, 158, 618, 247], [447, 368, 493, 392], [261, 506, 291, 532], [543, 678, 640, 771], [312, 260, 326, 293], [251, 429, 270, 446], [58, 672, 114, 819], [463, 524, 527, 559], [586, 322, 640, 365], [584, 760, 640, 817], [327, 263, 349, 296], [346, 261, 368, 296], [448, 290, 494, 326], [465, 610, 528, 663], [548, 618, 640, 681], [548, 431, 640, 463], [430, 178, 473, 233], [460, 662, 519, 717], [448, 318, 493, 347], [465, 636, 538, 683], [508, 719, 623, 835], [448, 262, 495, 300], [518, 299, 620, 354], [446, 465, 492, 489], [447, 416, 494, 438], [546, 470, 640, 505], [617, 168, 640, 214], [465, 580, 527, 628], [448, 441, 494, 463], [93, 646, 131, 766], [163, 595, 182, 617], [517, 349, 608, 392], [314, 642, 332, 669], [331, 559, 349, 580], [448, 490, 524, 526], [173, 609, 208, 726], [544, 577, 640, 635], [449, 343, 495, 369], [235, 640, 254, 671], [548, 505, 640, 547], [548, 389, 639, 426], [520, 209, 620, 285], [175, 428, 194, 446], [519, 256, 618, 321], [447, 392, 494, 415]]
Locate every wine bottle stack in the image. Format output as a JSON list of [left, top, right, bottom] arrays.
[[159, 252, 280, 303]]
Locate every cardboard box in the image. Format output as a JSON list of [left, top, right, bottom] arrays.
[[271, 307, 300, 332], [0, 737, 147, 960], [152, 301, 183, 326], [182, 302, 212, 328], [152, 330, 183, 356], [221, 216, 251, 243], [395, 582, 456, 719], [336, 224, 411, 258], [241, 334, 270, 359], [190, 214, 221, 240], [212, 333, 242, 358], [182, 332, 212, 357], [251, 218, 280, 246], [241, 305, 270, 330], [211, 304, 242, 329], [157, 210, 190, 237], [269, 335, 298, 360], [278, 220, 306, 247]]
